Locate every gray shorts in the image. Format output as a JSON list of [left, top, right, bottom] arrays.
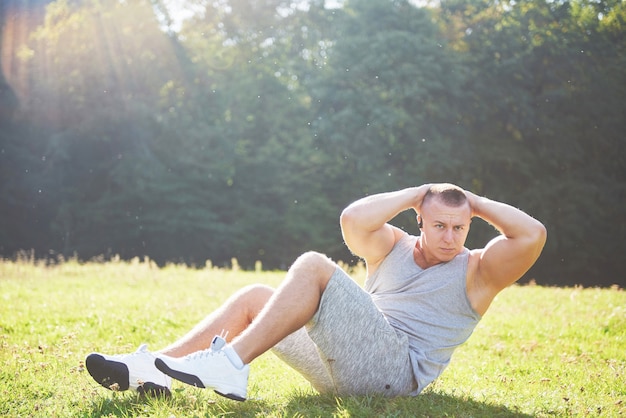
[[271, 267, 418, 396]]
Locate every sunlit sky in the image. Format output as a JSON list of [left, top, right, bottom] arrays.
[[162, 0, 202, 31], [162, 0, 346, 31]]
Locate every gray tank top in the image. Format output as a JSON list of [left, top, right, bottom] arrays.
[[365, 233, 481, 393]]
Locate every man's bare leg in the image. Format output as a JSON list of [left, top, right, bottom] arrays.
[[230, 251, 336, 364], [85, 278, 276, 394], [151, 251, 336, 400], [158, 284, 274, 357], [86, 252, 336, 396], [159, 251, 336, 361]]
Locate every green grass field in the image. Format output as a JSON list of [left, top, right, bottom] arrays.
[[1, 257, 624, 417]]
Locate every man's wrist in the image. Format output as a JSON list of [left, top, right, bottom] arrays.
[[411, 184, 432, 212], [465, 191, 486, 218]]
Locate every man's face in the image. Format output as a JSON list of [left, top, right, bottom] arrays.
[[419, 197, 472, 263]]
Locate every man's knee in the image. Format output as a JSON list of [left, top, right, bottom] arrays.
[[238, 284, 274, 301], [293, 251, 335, 269], [230, 284, 274, 315], [291, 251, 337, 287]]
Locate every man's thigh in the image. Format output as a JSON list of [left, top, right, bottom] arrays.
[[307, 267, 417, 396]]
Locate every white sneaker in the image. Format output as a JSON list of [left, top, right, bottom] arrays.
[[154, 336, 249, 401], [85, 344, 172, 396]]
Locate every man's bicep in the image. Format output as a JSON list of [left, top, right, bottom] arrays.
[[478, 234, 544, 291], [342, 223, 400, 266]]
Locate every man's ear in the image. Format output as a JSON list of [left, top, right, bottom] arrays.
[[417, 214, 423, 229]]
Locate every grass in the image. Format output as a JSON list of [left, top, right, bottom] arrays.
[[0, 256, 624, 417]]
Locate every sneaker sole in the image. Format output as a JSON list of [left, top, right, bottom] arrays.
[[86, 354, 131, 391], [154, 358, 246, 401], [85, 353, 171, 397]]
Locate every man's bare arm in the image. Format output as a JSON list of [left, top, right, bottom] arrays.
[[467, 191, 547, 293], [340, 185, 430, 268]]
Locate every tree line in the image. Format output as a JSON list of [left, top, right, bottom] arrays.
[[0, 0, 624, 286]]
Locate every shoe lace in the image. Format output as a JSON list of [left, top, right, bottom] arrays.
[[185, 347, 224, 362], [183, 335, 228, 362]]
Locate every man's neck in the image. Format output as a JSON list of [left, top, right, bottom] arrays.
[[413, 237, 440, 269]]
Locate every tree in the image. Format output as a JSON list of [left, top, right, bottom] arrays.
[[437, 0, 626, 285], [310, 0, 469, 220], [1, 0, 624, 285]]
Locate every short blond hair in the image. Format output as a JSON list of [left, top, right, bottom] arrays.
[[424, 184, 467, 207]]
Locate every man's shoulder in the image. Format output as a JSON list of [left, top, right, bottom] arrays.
[[367, 231, 417, 277], [386, 229, 417, 256]]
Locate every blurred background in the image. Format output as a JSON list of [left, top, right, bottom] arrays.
[[1, 0, 624, 286]]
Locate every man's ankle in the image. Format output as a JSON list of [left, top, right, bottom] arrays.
[[223, 345, 245, 369]]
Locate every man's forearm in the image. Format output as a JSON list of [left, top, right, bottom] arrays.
[[466, 192, 545, 239], [341, 185, 430, 232]]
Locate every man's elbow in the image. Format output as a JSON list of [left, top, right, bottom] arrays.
[[530, 220, 548, 253], [339, 207, 356, 230]]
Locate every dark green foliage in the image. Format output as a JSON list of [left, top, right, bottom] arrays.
[[0, 0, 623, 285]]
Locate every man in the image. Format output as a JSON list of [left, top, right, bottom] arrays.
[[85, 183, 546, 401]]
